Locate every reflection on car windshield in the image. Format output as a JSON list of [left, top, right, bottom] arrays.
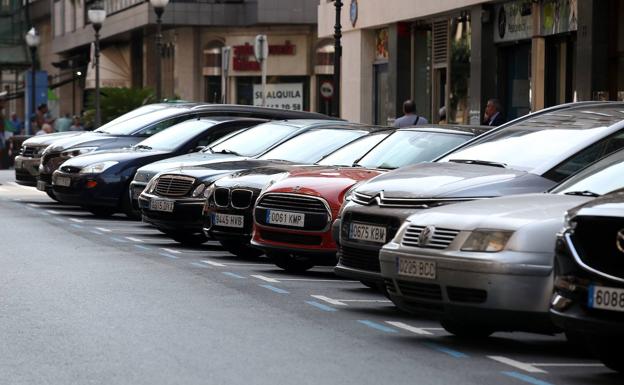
[[209, 122, 295, 157], [258, 129, 367, 163], [357, 131, 470, 169], [135, 120, 217, 151], [94, 104, 170, 133], [552, 152, 624, 196], [97, 108, 186, 135], [317, 133, 389, 166]]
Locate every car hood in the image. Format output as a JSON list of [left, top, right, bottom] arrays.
[[214, 163, 306, 191], [45, 132, 123, 152], [22, 131, 83, 146], [356, 162, 556, 199], [266, 167, 384, 204], [568, 189, 624, 219], [158, 159, 296, 184], [61, 148, 170, 168], [136, 152, 247, 177]]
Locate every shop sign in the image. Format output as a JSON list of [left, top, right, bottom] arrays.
[[253, 83, 303, 110], [541, 0, 577, 36], [494, 0, 533, 43], [232, 41, 296, 72]]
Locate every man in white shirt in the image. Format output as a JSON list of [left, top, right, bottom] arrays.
[[394, 100, 428, 128]]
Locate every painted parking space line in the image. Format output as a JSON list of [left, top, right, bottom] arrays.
[[202, 260, 226, 267], [9, 182, 38, 190], [27, 203, 43, 208], [0, 187, 7, 192], [161, 248, 181, 254], [70, 223, 83, 229], [311, 295, 347, 306], [357, 320, 398, 333], [134, 244, 151, 251], [260, 284, 289, 294], [305, 301, 337, 312], [423, 342, 468, 358], [90, 230, 103, 235], [488, 356, 547, 374], [54, 218, 65, 223], [95, 227, 111, 232], [252, 275, 280, 283], [273, 278, 357, 283], [531, 363, 604, 368], [46, 210, 62, 215], [501, 371, 554, 385], [385, 321, 441, 336], [110, 237, 128, 243], [69, 218, 84, 223], [190, 262, 211, 269], [222, 272, 245, 279], [159, 252, 179, 260], [125, 237, 146, 243]]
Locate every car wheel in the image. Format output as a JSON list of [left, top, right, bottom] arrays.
[[588, 336, 624, 373], [167, 231, 208, 246], [46, 190, 60, 202], [120, 185, 140, 220], [268, 251, 315, 273], [87, 206, 116, 217], [219, 240, 264, 258], [440, 319, 494, 339]]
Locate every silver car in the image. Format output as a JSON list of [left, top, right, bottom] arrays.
[[379, 148, 624, 337]]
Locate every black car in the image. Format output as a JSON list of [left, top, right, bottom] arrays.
[[203, 125, 489, 259], [37, 104, 337, 198], [551, 190, 624, 373], [138, 121, 382, 245], [50, 118, 266, 217]]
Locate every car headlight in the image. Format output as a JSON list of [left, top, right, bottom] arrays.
[[343, 181, 366, 203], [35, 146, 48, 156], [79, 161, 118, 174], [203, 183, 216, 199], [61, 146, 98, 158], [144, 177, 158, 194], [192, 184, 206, 198], [134, 171, 153, 183], [562, 211, 577, 231], [460, 229, 514, 252]]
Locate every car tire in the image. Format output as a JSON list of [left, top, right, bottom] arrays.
[[167, 231, 208, 246], [587, 336, 624, 373], [268, 251, 315, 273], [87, 206, 116, 217], [440, 319, 494, 339], [219, 240, 264, 258]]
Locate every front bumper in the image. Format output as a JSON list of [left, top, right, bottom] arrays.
[[129, 181, 148, 211], [204, 206, 253, 243], [139, 193, 205, 232], [51, 170, 122, 207], [14, 156, 41, 185]]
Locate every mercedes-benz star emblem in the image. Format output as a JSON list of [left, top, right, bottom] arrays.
[[617, 229, 624, 253], [419, 226, 436, 246]]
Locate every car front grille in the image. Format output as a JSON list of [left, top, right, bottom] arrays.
[[259, 230, 322, 246], [154, 175, 195, 197], [351, 191, 472, 209], [21, 146, 43, 158], [338, 245, 381, 272], [214, 188, 229, 207], [214, 188, 255, 209], [257, 193, 328, 214], [401, 225, 460, 249], [396, 279, 443, 300], [446, 286, 487, 303], [570, 216, 624, 280]]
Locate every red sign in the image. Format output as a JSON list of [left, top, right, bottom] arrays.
[[232, 41, 296, 71]]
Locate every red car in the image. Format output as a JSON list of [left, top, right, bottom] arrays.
[[251, 126, 488, 272]]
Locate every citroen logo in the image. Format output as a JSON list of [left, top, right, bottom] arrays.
[[419, 226, 436, 246], [617, 229, 624, 253]]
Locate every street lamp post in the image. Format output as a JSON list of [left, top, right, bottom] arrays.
[[88, 3, 107, 129], [24, 27, 40, 135], [333, 0, 342, 118], [150, 0, 170, 101]]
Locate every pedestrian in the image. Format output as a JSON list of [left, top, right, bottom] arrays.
[[69, 115, 85, 131], [438, 106, 447, 124], [0, 117, 8, 169], [55, 112, 72, 132], [9, 112, 23, 134], [393, 100, 428, 128], [36, 122, 54, 136], [482, 98, 506, 126]]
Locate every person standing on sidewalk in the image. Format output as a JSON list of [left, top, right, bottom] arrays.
[[394, 100, 428, 128]]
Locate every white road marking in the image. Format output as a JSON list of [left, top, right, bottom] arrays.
[[222, 262, 269, 266], [384, 321, 437, 335], [488, 356, 547, 374], [46, 210, 62, 215], [161, 248, 181, 254], [311, 295, 348, 306], [278, 278, 357, 283], [9, 182, 37, 190], [531, 363, 604, 367], [202, 260, 226, 267], [0, 187, 7, 192], [252, 275, 280, 283], [69, 218, 84, 223], [27, 203, 42, 208], [336, 299, 392, 303], [125, 237, 145, 243], [95, 227, 111, 232]]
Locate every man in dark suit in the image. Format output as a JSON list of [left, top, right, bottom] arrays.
[[483, 98, 505, 126]]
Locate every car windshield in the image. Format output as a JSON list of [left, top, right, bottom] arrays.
[[94, 104, 170, 133], [317, 132, 390, 166], [552, 151, 624, 196], [356, 131, 471, 169], [208, 122, 296, 157], [439, 108, 624, 171], [134, 120, 218, 151], [96, 108, 187, 135], [258, 128, 368, 163]]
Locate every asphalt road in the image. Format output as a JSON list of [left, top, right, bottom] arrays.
[[0, 170, 621, 385]]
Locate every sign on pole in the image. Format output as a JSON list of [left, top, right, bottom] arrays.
[[221, 46, 231, 104], [253, 83, 303, 110], [254, 35, 269, 107]]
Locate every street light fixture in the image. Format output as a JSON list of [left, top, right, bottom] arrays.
[[88, 2, 107, 129], [333, 0, 342, 118], [150, 0, 170, 101], [24, 27, 40, 135]]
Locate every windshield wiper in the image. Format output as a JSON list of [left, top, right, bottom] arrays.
[[448, 159, 508, 168], [564, 190, 600, 197], [134, 144, 153, 150], [216, 149, 241, 156]]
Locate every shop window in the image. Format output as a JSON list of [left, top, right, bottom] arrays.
[[448, 14, 471, 124], [203, 39, 224, 103]]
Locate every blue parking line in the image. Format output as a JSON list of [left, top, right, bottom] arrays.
[[110, 237, 128, 243], [222, 272, 245, 279], [502, 371, 554, 385], [70, 223, 83, 229], [305, 301, 337, 312], [134, 244, 151, 251], [90, 230, 103, 235], [260, 284, 289, 294], [54, 218, 65, 223], [423, 342, 468, 358], [159, 252, 179, 260], [357, 320, 398, 333], [190, 262, 210, 269]]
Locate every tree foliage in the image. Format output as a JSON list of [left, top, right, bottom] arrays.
[[84, 87, 156, 129]]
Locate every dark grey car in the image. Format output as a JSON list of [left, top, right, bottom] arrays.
[[334, 102, 624, 287]]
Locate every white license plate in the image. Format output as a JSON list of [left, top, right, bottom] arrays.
[[397, 257, 436, 279], [52, 176, 71, 187], [588, 285, 624, 312], [349, 222, 387, 243], [266, 210, 305, 228], [213, 213, 244, 228], [15, 158, 23, 169], [149, 199, 174, 212]]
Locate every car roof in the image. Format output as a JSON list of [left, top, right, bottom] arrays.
[[260, 119, 382, 132], [190, 104, 341, 120], [399, 124, 490, 136]]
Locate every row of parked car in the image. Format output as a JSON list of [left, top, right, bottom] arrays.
[[15, 101, 624, 373]]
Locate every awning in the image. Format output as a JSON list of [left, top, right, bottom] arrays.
[[85, 44, 131, 89]]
